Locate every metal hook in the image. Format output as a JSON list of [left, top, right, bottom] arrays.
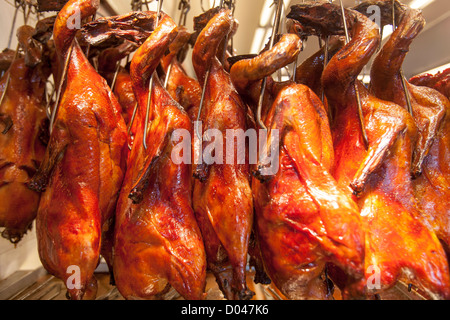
[[390, 0, 413, 117], [45, 85, 56, 120], [127, 102, 138, 137], [7, 4, 19, 49], [126, 0, 158, 141], [163, 62, 173, 89], [177, 0, 190, 26], [49, 42, 74, 134], [143, 0, 163, 150], [195, 0, 228, 140], [22, 2, 33, 26], [200, 0, 207, 12], [110, 60, 122, 92], [256, 0, 283, 130], [164, 0, 190, 88], [338, 0, 369, 150], [85, 13, 96, 58], [0, 44, 20, 109]]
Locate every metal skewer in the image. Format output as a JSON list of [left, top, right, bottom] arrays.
[[110, 60, 121, 92], [339, 0, 369, 150], [0, 44, 20, 108], [126, 0, 146, 136], [49, 42, 74, 134], [45, 85, 55, 120], [143, 0, 163, 150], [195, 0, 226, 140], [0, 2, 32, 109], [7, 2, 20, 49], [391, 0, 413, 117], [256, 0, 283, 130], [220, 0, 235, 65], [164, 0, 190, 89]]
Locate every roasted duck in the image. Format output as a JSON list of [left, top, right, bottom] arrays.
[[0, 25, 50, 243], [358, 1, 450, 257], [231, 25, 365, 300], [288, 2, 450, 299], [191, 9, 254, 300], [112, 12, 207, 300], [27, 0, 128, 299]]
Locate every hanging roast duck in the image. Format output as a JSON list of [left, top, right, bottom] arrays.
[[28, 0, 128, 299], [0, 24, 50, 244], [288, 2, 450, 299]]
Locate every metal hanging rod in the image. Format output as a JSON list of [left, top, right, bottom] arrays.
[[256, 0, 283, 130], [195, 0, 228, 140], [0, 44, 20, 109], [339, 0, 369, 150], [49, 42, 74, 134], [1, 2, 33, 110], [390, 0, 413, 117], [143, 0, 163, 150], [164, 0, 191, 89], [125, 0, 163, 146]]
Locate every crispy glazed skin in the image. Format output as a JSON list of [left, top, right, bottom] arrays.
[[289, 3, 450, 299], [0, 49, 16, 75], [192, 9, 254, 300], [113, 13, 207, 300], [230, 33, 301, 114], [113, 69, 136, 126], [410, 69, 450, 99], [160, 26, 202, 122], [231, 30, 365, 299], [96, 41, 137, 126], [290, 25, 344, 124], [367, 5, 450, 255], [255, 84, 366, 300], [27, 0, 128, 300], [287, 19, 342, 100], [0, 27, 50, 243]]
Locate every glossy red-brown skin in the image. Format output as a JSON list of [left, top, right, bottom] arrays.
[[230, 33, 303, 290], [160, 27, 202, 122], [231, 31, 364, 298], [370, 8, 450, 256], [113, 13, 207, 300], [314, 5, 450, 299], [287, 18, 343, 101], [410, 69, 450, 99], [95, 42, 137, 128], [192, 9, 254, 300], [165, 60, 201, 122], [113, 69, 136, 126], [252, 83, 365, 300], [0, 48, 16, 75], [293, 34, 344, 124], [0, 55, 48, 243], [28, 0, 128, 300]]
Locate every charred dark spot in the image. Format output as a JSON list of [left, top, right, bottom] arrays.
[[129, 187, 144, 204], [252, 166, 274, 183], [0, 114, 13, 134]]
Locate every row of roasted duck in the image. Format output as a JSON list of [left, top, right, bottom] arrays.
[[0, 0, 449, 300]]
